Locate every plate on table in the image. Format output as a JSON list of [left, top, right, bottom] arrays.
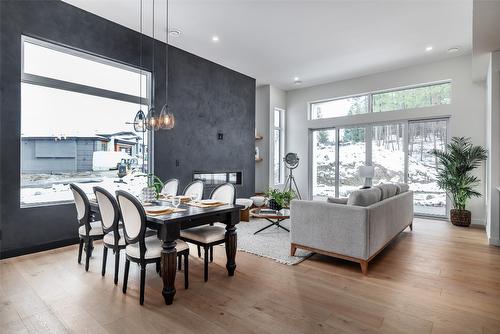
[[145, 205, 172, 214], [199, 199, 225, 205]]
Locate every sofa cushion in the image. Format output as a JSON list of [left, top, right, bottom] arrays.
[[395, 183, 410, 194], [327, 197, 348, 205], [375, 183, 399, 200], [347, 188, 382, 207]]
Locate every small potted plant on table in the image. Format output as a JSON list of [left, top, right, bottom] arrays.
[[265, 188, 295, 211], [432, 137, 487, 227]]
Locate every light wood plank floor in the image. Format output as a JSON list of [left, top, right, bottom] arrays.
[[1, 218, 500, 333]]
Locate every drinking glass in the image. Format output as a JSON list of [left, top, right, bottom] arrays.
[[172, 197, 181, 208], [190, 193, 199, 202]]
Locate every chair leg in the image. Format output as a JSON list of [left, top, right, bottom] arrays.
[[102, 247, 108, 276], [139, 263, 146, 305], [156, 261, 161, 276], [114, 250, 120, 285], [178, 254, 182, 271], [77, 239, 84, 264], [123, 259, 130, 294], [204, 246, 209, 282], [184, 253, 189, 289], [85, 239, 91, 272], [209, 246, 213, 263], [197, 245, 201, 257]]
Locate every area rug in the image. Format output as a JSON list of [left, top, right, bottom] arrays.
[[232, 219, 313, 265]]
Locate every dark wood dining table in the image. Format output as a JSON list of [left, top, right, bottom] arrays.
[[89, 199, 242, 305]]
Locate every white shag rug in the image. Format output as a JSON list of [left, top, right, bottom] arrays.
[[233, 218, 313, 265]]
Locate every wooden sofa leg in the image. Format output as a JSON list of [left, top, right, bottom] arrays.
[[360, 261, 368, 275], [290, 244, 297, 256]]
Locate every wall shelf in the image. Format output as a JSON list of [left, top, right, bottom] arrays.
[[255, 135, 263, 140], [255, 157, 263, 162]]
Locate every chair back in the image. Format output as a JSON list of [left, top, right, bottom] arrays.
[[161, 178, 179, 197], [70, 183, 91, 234], [210, 183, 235, 204], [183, 180, 204, 200], [93, 186, 120, 240], [116, 191, 148, 259]]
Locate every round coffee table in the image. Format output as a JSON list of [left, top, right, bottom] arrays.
[[250, 207, 290, 235]]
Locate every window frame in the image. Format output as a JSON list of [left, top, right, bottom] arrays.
[[271, 107, 286, 186], [20, 36, 153, 208], [308, 80, 452, 121]]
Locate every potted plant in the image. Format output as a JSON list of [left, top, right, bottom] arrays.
[[431, 137, 487, 227], [265, 188, 295, 211], [139, 174, 164, 201]]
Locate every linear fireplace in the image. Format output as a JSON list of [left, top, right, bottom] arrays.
[[193, 171, 242, 198]]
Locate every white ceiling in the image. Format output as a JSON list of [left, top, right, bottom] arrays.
[[62, 0, 473, 90]]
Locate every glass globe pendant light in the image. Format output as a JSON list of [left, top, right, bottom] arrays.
[[159, 0, 175, 130]]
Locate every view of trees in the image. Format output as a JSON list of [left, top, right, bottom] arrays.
[[312, 84, 450, 215]]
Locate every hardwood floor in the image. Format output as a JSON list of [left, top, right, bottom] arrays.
[[1, 218, 500, 333]]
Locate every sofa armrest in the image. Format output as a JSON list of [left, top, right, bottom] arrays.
[[290, 200, 369, 259]]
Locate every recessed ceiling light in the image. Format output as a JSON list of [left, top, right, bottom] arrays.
[[425, 46, 433, 52], [168, 28, 181, 37], [448, 47, 460, 53], [294, 77, 302, 85], [212, 35, 219, 42]]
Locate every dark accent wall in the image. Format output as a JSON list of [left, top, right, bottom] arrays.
[[154, 47, 255, 198], [0, 0, 255, 258]]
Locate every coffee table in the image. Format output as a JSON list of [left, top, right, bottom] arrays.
[[250, 207, 290, 235]]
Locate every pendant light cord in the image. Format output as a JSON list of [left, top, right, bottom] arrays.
[[139, 0, 143, 106], [151, 0, 155, 105], [165, 0, 168, 107]]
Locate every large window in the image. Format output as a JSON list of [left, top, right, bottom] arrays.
[[311, 95, 368, 120], [272, 108, 285, 185], [373, 83, 451, 113], [310, 82, 451, 120], [311, 119, 448, 217], [21, 37, 151, 207]]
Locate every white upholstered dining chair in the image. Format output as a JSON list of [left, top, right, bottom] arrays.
[[180, 183, 235, 282], [93, 186, 125, 285], [116, 190, 189, 305], [70, 183, 104, 272], [183, 180, 204, 200], [161, 178, 179, 197]]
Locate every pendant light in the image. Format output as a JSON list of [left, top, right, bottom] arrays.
[[159, 0, 175, 130], [146, 0, 161, 131], [133, 0, 146, 133]]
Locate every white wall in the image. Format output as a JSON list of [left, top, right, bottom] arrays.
[[286, 55, 487, 225], [255, 85, 270, 193], [255, 84, 286, 193], [486, 51, 500, 244]]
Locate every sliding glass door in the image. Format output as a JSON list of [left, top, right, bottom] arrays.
[[371, 123, 405, 185], [310, 118, 448, 217], [408, 120, 448, 216], [312, 129, 336, 199], [338, 127, 366, 197]]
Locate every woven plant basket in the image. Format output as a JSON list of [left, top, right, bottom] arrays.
[[450, 209, 471, 227]]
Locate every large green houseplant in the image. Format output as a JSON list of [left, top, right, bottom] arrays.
[[431, 137, 487, 227]]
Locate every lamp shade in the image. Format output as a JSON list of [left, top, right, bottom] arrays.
[[359, 165, 375, 178]]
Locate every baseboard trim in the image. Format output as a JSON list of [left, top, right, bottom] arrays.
[[0, 238, 80, 260], [488, 237, 500, 246]]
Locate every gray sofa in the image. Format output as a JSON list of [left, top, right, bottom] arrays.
[[290, 183, 413, 274]]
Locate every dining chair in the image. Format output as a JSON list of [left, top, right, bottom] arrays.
[[70, 183, 104, 272], [161, 178, 179, 197], [93, 186, 125, 285], [180, 183, 235, 282], [116, 190, 189, 305], [183, 180, 204, 200], [182, 180, 205, 257]]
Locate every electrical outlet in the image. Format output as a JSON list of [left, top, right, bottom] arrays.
[[175, 159, 180, 167]]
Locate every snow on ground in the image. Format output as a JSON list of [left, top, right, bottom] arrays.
[[313, 137, 446, 213]]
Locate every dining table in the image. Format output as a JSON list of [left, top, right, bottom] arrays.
[[89, 197, 243, 305]]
